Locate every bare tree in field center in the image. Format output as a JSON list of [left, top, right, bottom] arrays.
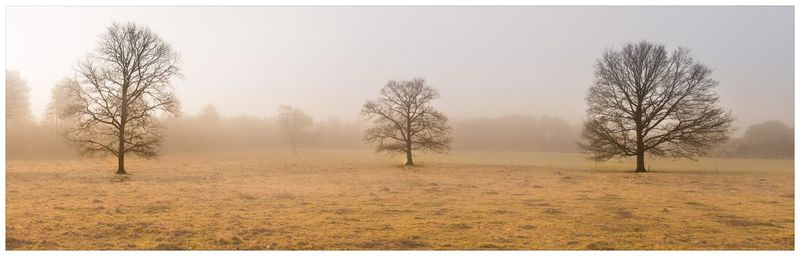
[[362, 78, 452, 166], [64, 22, 181, 174], [581, 41, 733, 172]]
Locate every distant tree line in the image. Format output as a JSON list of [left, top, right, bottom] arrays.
[[6, 71, 74, 159], [451, 115, 578, 152], [714, 120, 794, 159], [162, 104, 364, 153], [8, 77, 786, 162], [6, 70, 592, 159]]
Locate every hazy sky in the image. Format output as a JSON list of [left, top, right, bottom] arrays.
[[6, 6, 794, 131]]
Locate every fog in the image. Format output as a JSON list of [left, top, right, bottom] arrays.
[[6, 102, 583, 158], [5, 6, 794, 159], [7, 103, 791, 160], [7, 6, 794, 131]]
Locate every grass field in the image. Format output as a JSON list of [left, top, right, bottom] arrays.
[[5, 149, 795, 250]]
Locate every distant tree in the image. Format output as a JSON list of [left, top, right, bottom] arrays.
[[276, 105, 313, 153], [6, 70, 35, 158], [580, 41, 733, 172], [361, 78, 452, 165], [733, 121, 793, 158], [199, 104, 221, 124], [44, 78, 82, 126], [64, 22, 181, 174], [6, 70, 32, 123]]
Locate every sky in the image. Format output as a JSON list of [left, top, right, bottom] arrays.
[[6, 6, 794, 132]]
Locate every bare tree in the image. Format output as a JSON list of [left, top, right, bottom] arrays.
[[199, 104, 221, 124], [64, 22, 181, 174], [6, 70, 32, 123], [581, 41, 733, 172], [362, 78, 452, 166], [276, 105, 313, 153]]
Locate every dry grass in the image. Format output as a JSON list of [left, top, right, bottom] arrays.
[[6, 149, 794, 250]]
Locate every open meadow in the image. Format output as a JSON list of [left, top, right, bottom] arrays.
[[6, 149, 794, 250]]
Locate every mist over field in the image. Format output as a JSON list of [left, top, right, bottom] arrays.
[[6, 107, 793, 160]]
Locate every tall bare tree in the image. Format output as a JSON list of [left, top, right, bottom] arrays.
[[581, 41, 733, 172], [65, 22, 181, 174], [362, 78, 452, 165], [276, 105, 313, 153]]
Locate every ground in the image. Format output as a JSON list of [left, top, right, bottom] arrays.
[[5, 149, 795, 250]]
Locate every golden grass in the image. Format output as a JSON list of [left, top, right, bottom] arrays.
[[6, 149, 794, 250]]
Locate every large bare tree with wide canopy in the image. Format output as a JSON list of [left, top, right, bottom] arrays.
[[581, 41, 733, 172], [362, 78, 452, 166], [64, 22, 181, 174]]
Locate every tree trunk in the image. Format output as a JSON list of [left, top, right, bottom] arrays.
[[117, 86, 128, 175], [117, 152, 126, 174], [405, 114, 414, 166], [635, 150, 646, 172], [635, 112, 646, 172], [405, 145, 414, 166], [116, 127, 126, 174], [117, 120, 126, 174]]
